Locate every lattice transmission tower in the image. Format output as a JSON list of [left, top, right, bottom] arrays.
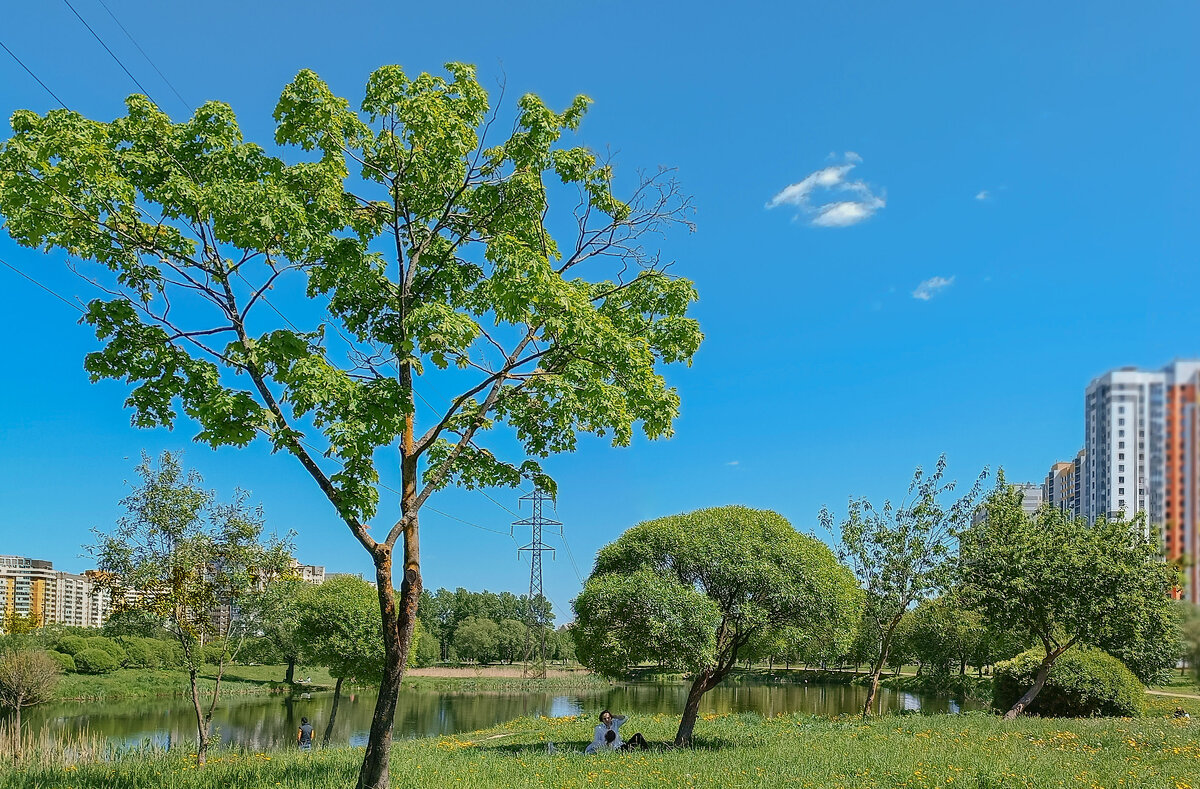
[[511, 490, 561, 679]]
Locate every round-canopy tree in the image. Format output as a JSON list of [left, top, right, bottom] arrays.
[[296, 575, 385, 746], [572, 506, 862, 745], [0, 647, 60, 747]]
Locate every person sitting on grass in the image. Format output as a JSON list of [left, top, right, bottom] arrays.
[[584, 709, 649, 753]]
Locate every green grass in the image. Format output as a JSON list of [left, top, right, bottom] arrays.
[[53, 664, 339, 701], [52, 664, 608, 701], [400, 673, 612, 693], [5, 706, 1200, 788]]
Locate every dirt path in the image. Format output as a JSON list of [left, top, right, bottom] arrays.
[[407, 665, 592, 680], [1147, 688, 1200, 700]]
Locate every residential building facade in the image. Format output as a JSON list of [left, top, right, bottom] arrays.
[[0, 556, 115, 630], [1082, 361, 1200, 603], [973, 482, 1043, 526]]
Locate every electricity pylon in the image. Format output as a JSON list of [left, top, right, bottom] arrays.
[[512, 490, 561, 678]]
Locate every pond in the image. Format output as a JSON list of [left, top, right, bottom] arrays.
[[21, 681, 982, 751]]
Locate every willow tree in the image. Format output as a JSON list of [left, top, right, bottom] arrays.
[[0, 64, 700, 788], [573, 506, 861, 745]]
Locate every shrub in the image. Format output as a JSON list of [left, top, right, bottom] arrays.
[[993, 647, 1145, 717], [120, 638, 161, 669], [46, 650, 76, 673], [86, 637, 126, 662], [54, 635, 87, 656], [73, 648, 120, 675], [153, 640, 184, 668], [201, 642, 231, 666]]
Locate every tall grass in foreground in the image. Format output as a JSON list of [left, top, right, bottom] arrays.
[[0, 721, 114, 769], [3, 709, 1199, 789]]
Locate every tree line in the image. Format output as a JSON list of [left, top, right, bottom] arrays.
[[415, 587, 573, 665]]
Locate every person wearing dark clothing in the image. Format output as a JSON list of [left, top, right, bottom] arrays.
[[298, 717, 314, 750]]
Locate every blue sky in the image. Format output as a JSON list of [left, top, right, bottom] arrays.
[[1, 1, 1197, 620]]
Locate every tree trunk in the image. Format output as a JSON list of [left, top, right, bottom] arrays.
[[286, 656, 296, 685], [356, 466, 421, 789], [1003, 645, 1069, 720], [187, 668, 210, 766], [13, 699, 21, 758], [323, 676, 344, 747], [863, 617, 902, 719], [862, 649, 887, 719], [674, 671, 711, 746]]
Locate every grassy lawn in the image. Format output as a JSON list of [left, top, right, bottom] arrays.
[[51, 664, 607, 701], [5, 703, 1200, 789], [53, 664, 339, 701]]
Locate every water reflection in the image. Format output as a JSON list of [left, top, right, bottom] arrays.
[[20, 681, 981, 751]]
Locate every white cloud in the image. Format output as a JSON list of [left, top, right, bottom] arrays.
[[767, 153, 885, 228], [975, 190, 990, 201], [912, 276, 955, 301], [726, 460, 739, 466]]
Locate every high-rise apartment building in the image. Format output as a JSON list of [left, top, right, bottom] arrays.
[[0, 556, 115, 630], [0, 555, 56, 625], [53, 571, 113, 629], [1043, 449, 1086, 518], [1083, 361, 1200, 603]]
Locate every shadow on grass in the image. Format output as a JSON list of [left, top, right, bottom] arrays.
[[475, 736, 743, 757]]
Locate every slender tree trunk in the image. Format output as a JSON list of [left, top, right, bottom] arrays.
[[13, 700, 21, 758], [286, 657, 296, 685], [675, 671, 712, 746], [862, 648, 888, 719], [323, 676, 344, 747], [356, 450, 422, 789], [187, 668, 210, 766], [1004, 644, 1071, 720]]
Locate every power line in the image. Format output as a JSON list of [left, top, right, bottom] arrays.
[[0, 39, 68, 109], [424, 505, 510, 536], [0, 257, 85, 313], [558, 531, 585, 585], [93, 0, 191, 113], [7, 24, 531, 557], [62, 0, 157, 102]]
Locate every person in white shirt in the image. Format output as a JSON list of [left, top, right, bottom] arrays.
[[584, 709, 648, 753]]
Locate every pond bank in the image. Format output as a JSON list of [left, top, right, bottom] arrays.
[[4, 709, 1199, 788]]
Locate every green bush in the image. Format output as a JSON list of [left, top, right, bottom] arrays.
[[54, 635, 87, 656], [993, 647, 1145, 717], [120, 638, 161, 669], [201, 642, 231, 666], [85, 637, 126, 664], [74, 647, 120, 674], [46, 650, 76, 673], [153, 640, 184, 668]]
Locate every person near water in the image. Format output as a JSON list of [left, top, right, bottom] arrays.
[[584, 709, 649, 753], [298, 716, 314, 750]]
